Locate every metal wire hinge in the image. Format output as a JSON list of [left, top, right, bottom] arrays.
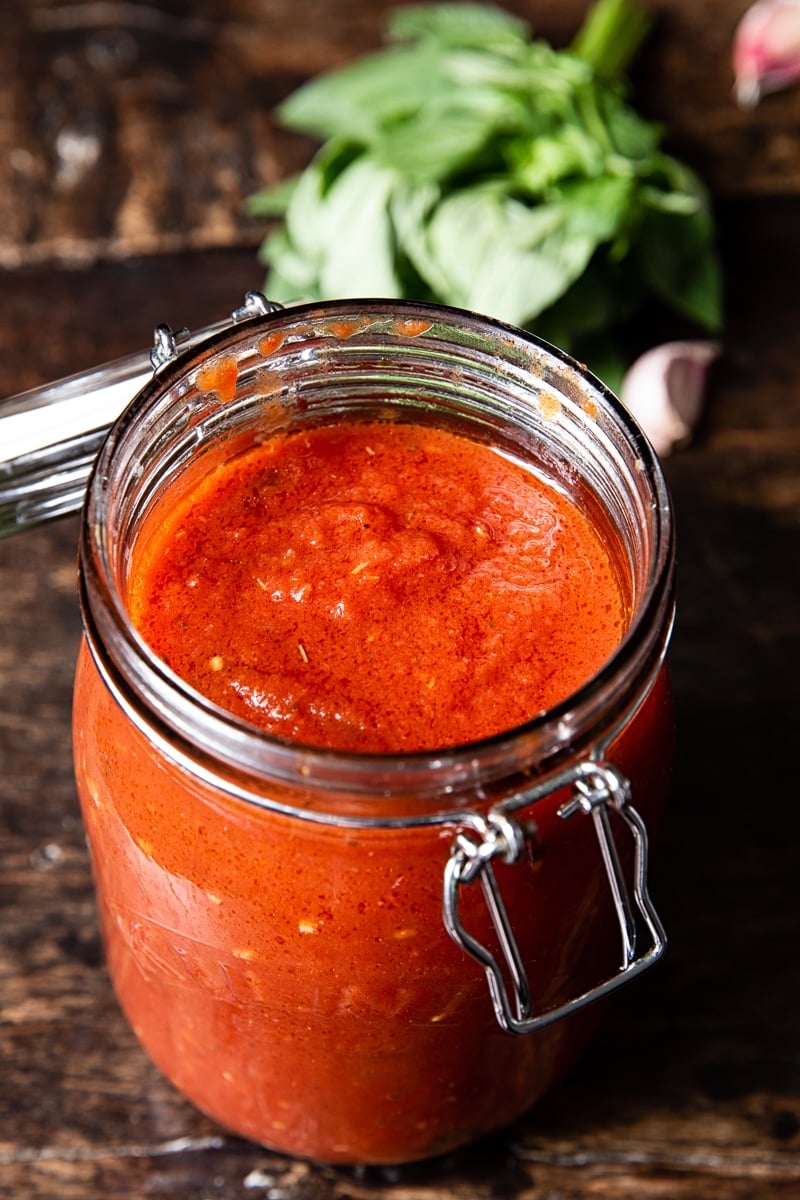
[[442, 762, 666, 1035], [149, 291, 283, 373]]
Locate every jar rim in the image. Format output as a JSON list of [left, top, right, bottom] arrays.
[[79, 298, 675, 812]]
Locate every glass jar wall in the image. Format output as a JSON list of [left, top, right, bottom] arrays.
[[74, 300, 674, 1164]]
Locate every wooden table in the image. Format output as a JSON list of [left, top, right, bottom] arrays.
[[1, 2, 798, 1196]]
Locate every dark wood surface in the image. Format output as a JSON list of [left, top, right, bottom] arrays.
[[1, 2, 799, 1197]]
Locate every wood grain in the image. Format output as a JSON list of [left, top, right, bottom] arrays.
[[2, 0, 800, 270], [1, 2, 799, 1196]]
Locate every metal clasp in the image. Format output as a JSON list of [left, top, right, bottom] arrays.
[[149, 290, 283, 373], [442, 762, 666, 1035]]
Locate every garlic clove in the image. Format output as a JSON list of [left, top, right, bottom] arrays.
[[733, 0, 800, 107], [620, 341, 721, 457]]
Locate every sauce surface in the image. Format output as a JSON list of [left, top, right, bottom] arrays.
[[129, 420, 626, 752]]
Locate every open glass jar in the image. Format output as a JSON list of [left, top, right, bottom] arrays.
[[73, 298, 674, 1165]]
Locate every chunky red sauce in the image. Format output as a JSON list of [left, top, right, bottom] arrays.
[[129, 421, 626, 752], [74, 414, 671, 1165]]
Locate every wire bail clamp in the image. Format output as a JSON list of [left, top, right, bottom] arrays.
[[442, 760, 666, 1035]]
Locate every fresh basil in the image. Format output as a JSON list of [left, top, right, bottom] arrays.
[[248, 0, 723, 384]]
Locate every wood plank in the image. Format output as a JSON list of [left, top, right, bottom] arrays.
[[2, 0, 799, 270]]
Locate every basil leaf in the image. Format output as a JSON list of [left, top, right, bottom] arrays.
[[510, 126, 605, 193], [257, 227, 322, 303], [374, 88, 522, 182], [533, 255, 643, 349], [555, 174, 635, 241], [636, 204, 724, 331], [280, 139, 362, 263], [390, 182, 455, 300], [422, 185, 601, 326], [321, 162, 403, 297], [600, 91, 661, 160], [276, 45, 448, 143], [292, 157, 403, 298], [388, 2, 530, 50]]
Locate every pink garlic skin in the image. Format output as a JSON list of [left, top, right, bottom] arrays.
[[733, 0, 800, 107], [620, 342, 721, 457]]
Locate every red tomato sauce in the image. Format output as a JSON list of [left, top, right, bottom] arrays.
[[128, 421, 626, 752], [73, 416, 671, 1164]]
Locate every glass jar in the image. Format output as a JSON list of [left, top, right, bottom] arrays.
[[73, 298, 674, 1165]]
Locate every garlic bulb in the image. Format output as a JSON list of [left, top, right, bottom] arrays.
[[733, 0, 800, 107], [620, 341, 721, 456]]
